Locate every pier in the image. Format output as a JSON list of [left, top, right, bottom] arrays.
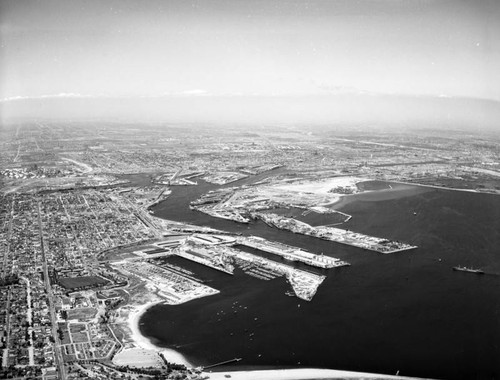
[[252, 212, 417, 254], [237, 236, 350, 269], [203, 357, 242, 369]]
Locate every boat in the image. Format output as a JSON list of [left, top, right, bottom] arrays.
[[452, 266, 484, 274]]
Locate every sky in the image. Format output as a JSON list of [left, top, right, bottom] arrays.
[[1, 0, 500, 126]]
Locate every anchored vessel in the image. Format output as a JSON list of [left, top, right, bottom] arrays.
[[452, 266, 485, 274]]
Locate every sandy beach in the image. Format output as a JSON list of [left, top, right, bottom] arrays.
[[203, 368, 428, 380], [120, 304, 429, 379], [113, 301, 193, 368]]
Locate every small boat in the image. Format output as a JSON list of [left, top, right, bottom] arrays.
[[452, 266, 484, 274]]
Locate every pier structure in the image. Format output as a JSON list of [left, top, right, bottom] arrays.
[[112, 261, 219, 304], [177, 246, 235, 275], [252, 212, 417, 254], [220, 246, 326, 301], [203, 357, 242, 370], [236, 236, 350, 269]]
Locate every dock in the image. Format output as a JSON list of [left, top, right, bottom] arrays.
[[237, 236, 350, 269]]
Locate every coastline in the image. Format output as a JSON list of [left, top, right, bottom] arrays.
[[388, 179, 490, 194], [203, 368, 430, 379], [114, 301, 194, 368], [129, 302, 194, 367], [114, 177, 468, 378], [122, 304, 430, 380]]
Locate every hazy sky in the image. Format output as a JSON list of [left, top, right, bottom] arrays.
[[1, 0, 500, 124]]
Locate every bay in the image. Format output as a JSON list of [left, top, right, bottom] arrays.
[[142, 176, 500, 380]]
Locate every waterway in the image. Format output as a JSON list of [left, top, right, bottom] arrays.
[[139, 173, 500, 380]]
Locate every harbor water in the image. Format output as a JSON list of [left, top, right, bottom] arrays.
[[140, 175, 500, 380]]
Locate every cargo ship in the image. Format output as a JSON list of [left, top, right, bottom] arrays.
[[452, 266, 484, 274]]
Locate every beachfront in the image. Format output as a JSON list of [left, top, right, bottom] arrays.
[[112, 301, 193, 368], [119, 302, 430, 380], [203, 368, 428, 379]]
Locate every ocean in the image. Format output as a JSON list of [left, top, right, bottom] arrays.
[[139, 174, 500, 380]]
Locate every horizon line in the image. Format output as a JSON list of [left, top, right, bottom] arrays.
[[2, 92, 500, 105]]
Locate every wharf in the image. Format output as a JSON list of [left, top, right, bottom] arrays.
[[237, 236, 350, 269], [252, 212, 417, 254], [222, 246, 325, 301], [178, 248, 235, 275]]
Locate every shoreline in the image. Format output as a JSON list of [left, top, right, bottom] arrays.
[[202, 368, 430, 379], [388, 179, 499, 194], [118, 176, 451, 377], [124, 305, 429, 379], [119, 301, 194, 368]]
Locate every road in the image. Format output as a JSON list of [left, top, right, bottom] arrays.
[[19, 276, 35, 366], [1, 288, 12, 367], [2, 198, 14, 278], [37, 202, 66, 380]]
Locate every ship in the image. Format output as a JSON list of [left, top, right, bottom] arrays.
[[452, 266, 484, 274]]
